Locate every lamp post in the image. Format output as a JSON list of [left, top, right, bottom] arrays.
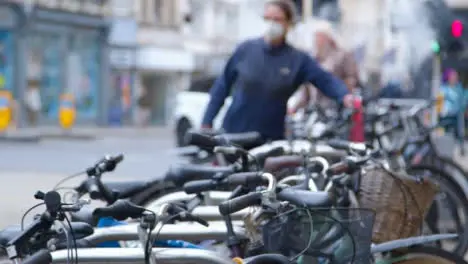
[[302, 0, 312, 21], [432, 53, 441, 127]]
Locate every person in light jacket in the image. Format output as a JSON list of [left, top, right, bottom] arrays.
[[440, 68, 466, 139]]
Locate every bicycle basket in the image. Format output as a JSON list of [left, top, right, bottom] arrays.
[[358, 164, 439, 243], [262, 207, 375, 264]]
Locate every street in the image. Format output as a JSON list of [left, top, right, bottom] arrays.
[[0, 131, 179, 228]]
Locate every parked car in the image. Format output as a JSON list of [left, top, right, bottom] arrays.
[[172, 76, 231, 146], [172, 76, 301, 146]]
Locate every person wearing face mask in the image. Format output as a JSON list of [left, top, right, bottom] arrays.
[[201, 0, 354, 142]]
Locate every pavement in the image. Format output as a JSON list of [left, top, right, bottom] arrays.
[[0, 128, 179, 227]]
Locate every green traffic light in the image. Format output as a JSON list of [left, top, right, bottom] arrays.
[[431, 41, 440, 53]]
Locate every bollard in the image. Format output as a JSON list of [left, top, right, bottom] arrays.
[[349, 93, 365, 142], [58, 94, 76, 131], [0, 90, 12, 133]]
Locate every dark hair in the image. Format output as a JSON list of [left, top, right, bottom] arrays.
[[267, 0, 298, 23]]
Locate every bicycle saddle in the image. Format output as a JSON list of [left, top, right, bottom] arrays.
[[277, 188, 332, 208]]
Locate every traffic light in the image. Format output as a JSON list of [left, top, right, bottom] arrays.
[[452, 19, 463, 38], [424, 0, 464, 54], [431, 40, 440, 53], [448, 19, 464, 53]]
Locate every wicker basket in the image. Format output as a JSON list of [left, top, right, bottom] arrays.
[[358, 164, 439, 243]]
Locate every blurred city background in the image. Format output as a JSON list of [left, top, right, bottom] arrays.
[[0, 0, 466, 131], [0, 0, 467, 232]]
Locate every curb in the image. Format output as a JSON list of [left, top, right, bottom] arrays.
[[0, 135, 41, 143], [0, 133, 96, 142], [39, 133, 96, 140]]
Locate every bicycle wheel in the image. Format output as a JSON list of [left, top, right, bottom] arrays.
[[423, 154, 468, 199], [388, 246, 468, 264], [407, 165, 468, 256]]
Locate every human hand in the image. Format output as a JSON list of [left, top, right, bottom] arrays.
[[287, 107, 297, 115], [201, 124, 212, 130], [342, 94, 355, 108]]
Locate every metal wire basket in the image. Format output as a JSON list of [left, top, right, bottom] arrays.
[[261, 207, 375, 264]]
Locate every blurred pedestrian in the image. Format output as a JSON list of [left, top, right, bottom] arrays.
[[291, 20, 360, 111], [25, 81, 41, 126], [379, 71, 404, 99], [441, 69, 465, 117], [201, 0, 354, 141], [439, 68, 465, 139], [136, 88, 151, 127]]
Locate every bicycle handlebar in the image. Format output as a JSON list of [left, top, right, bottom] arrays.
[[327, 139, 370, 156], [86, 154, 124, 177], [326, 149, 381, 176], [218, 192, 263, 215], [77, 154, 125, 204], [6, 191, 87, 259], [184, 132, 222, 151], [93, 200, 146, 221], [183, 172, 270, 194]]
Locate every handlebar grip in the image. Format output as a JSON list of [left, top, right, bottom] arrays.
[[326, 161, 351, 176], [183, 180, 218, 194], [22, 249, 52, 264], [114, 154, 124, 164], [84, 177, 101, 200], [218, 192, 262, 216], [327, 139, 351, 151], [93, 200, 146, 221], [184, 131, 219, 150], [225, 172, 265, 187], [213, 146, 242, 156]]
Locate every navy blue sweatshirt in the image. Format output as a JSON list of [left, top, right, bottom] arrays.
[[202, 38, 348, 140]]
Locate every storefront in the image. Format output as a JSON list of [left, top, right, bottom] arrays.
[[16, 3, 109, 126], [108, 18, 137, 126], [136, 47, 194, 125], [0, 4, 19, 99]]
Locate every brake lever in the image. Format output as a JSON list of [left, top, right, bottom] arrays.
[[181, 211, 209, 227], [61, 199, 91, 212], [185, 195, 204, 213], [169, 204, 209, 227]]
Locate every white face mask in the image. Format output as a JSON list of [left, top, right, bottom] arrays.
[[263, 20, 285, 42]]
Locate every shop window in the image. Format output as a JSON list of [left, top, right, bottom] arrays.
[[108, 70, 133, 125], [67, 34, 100, 120], [0, 31, 13, 93], [27, 33, 62, 121]]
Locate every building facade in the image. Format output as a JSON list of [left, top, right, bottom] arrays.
[[108, 0, 138, 126], [1, 0, 110, 126], [132, 0, 263, 126], [133, 0, 193, 125]]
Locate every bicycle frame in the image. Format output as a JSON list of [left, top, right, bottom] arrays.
[[83, 221, 247, 246], [370, 234, 458, 254], [50, 247, 234, 264]]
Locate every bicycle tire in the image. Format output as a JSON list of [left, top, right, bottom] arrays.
[[388, 246, 468, 264], [425, 155, 468, 199], [407, 165, 468, 256]]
